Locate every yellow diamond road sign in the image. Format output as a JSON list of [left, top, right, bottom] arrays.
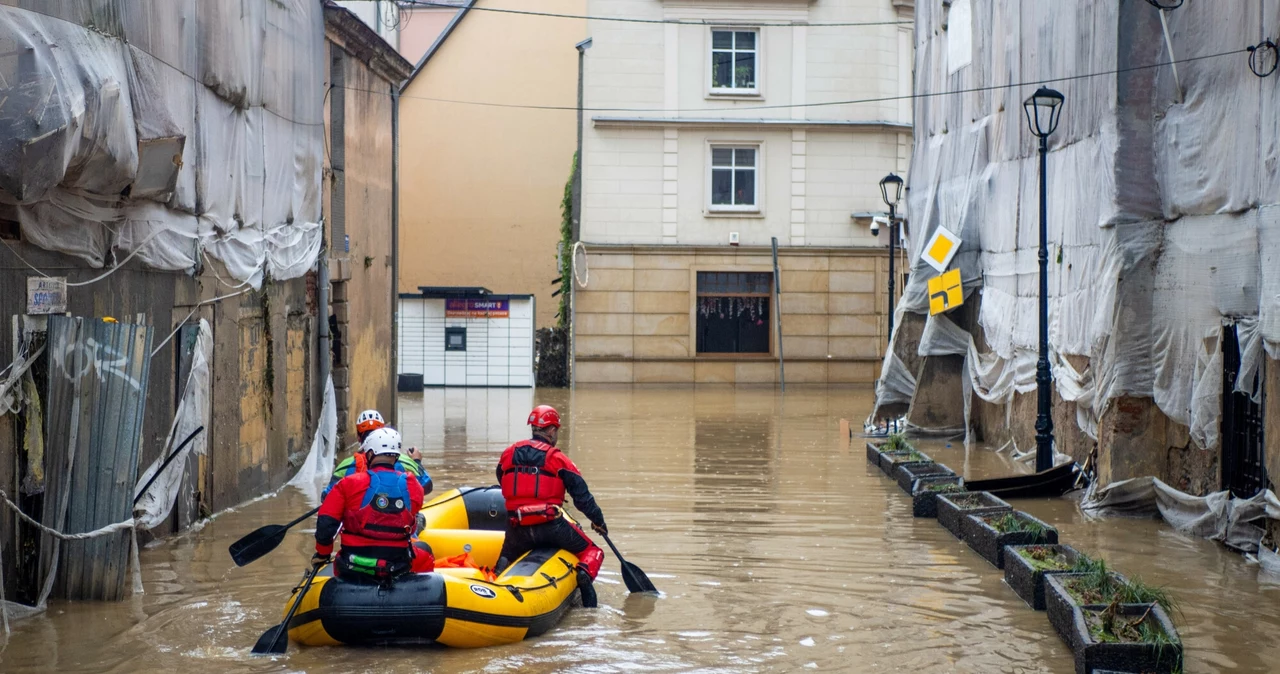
[[920, 225, 961, 273], [928, 268, 963, 316]]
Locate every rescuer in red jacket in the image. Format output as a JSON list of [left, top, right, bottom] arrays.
[[496, 405, 606, 607], [313, 427, 427, 582]]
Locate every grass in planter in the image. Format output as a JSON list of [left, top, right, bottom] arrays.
[[945, 492, 992, 509], [1064, 558, 1180, 618], [884, 432, 911, 451], [1085, 602, 1176, 645], [924, 482, 965, 494], [1117, 577, 1179, 617], [985, 512, 1048, 536], [1015, 545, 1072, 572], [1063, 556, 1123, 605]]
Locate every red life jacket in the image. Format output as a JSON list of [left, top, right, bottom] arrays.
[[499, 440, 566, 524], [343, 468, 415, 547]]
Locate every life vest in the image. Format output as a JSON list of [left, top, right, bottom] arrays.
[[499, 440, 567, 524], [344, 468, 415, 545]]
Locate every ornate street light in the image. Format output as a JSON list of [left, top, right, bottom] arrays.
[[1023, 86, 1063, 472], [879, 172, 904, 346]]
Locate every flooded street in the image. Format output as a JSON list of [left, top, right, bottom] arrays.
[[2, 386, 1279, 672]]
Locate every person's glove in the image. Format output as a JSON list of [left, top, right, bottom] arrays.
[[311, 553, 331, 568], [592, 522, 608, 536]]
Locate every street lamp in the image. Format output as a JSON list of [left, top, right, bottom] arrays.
[[879, 172, 904, 346], [1023, 86, 1063, 472]]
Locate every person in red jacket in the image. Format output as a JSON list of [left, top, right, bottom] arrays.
[[496, 405, 606, 607], [313, 427, 428, 582]]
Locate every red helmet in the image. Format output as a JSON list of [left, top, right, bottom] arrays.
[[527, 405, 561, 429]]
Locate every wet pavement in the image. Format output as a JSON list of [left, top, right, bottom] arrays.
[[1, 386, 1278, 672]]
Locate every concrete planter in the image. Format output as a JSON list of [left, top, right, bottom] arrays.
[[1069, 603, 1182, 674], [960, 511, 1059, 569], [1003, 544, 1082, 610], [910, 475, 965, 518], [894, 461, 955, 493], [878, 449, 932, 477], [865, 441, 883, 465], [935, 491, 1012, 540], [1044, 572, 1129, 650]]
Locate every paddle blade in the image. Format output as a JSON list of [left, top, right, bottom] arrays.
[[229, 525, 288, 567], [620, 560, 658, 594], [251, 623, 289, 655]]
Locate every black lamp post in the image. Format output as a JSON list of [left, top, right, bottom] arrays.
[[879, 172, 904, 346], [1023, 86, 1064, 472]]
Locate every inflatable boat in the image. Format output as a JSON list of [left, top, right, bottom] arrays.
[[283, 486, 583, 648]]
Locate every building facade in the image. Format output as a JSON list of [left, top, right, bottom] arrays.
[[398, 0, 586, 330], [879, 0, 1280, 499], [573, 0, 915, 384]]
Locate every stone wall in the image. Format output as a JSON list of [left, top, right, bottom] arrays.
[[573, 245, 888, 384]]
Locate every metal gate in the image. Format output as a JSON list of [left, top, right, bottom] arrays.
[[1221, 324, 1267, 498]]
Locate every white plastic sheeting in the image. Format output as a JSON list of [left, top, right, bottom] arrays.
[[1082, 477, 1280, 553], [287, 374, 338, 507], [0, 2, 326, 288], [133, 319, 212, 531], [881, 0, 1280, 451]]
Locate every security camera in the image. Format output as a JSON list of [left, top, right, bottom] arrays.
[[870, 216, 889, 237]]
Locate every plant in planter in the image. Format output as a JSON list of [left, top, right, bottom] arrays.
[[894, 461, 955, 493], [935, 491, 1012, 540], [1003, 543, 1081, 610], [910, 476, 965, 518], [878, 448, 931, 476], [1071, 600, 1183, 674], [1044, 560, 1130, 650], [961, 510, 1058, 569], [865, 432, 912, 464]]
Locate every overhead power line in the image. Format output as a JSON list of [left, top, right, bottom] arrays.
[[374, 46, 1248, 114], [401, 0, 912, 27]]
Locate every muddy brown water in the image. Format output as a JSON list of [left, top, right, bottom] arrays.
[[2, 386, 1278, 672]]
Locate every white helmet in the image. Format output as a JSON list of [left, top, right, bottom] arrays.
[[361, 427, 402, 456]]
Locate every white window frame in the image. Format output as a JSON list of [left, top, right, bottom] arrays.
[[706, 143, 762, 214], [708, 27, 761, 97]]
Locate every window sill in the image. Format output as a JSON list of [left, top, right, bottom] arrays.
[[707, 90, 762, 100], [705, 209, 765, 219]]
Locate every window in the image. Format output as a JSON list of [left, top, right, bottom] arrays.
[[696, 272, 771, 354], [710, 29, 757, 93], [444, 326, 467, 351], [710, 146, 757, 209]]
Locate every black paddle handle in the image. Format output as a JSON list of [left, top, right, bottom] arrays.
[[265, 563, 322, 653], [286, 506, 321, 529], [133, 426, 206, 507]]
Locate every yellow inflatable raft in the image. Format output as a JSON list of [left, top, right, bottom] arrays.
[[283, 486, 583, 648]]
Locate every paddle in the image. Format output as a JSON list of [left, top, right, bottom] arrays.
[[133, 426, 205, 507], [251, 562, 322, 655], [229, 507, 320, 567], [599, 532, 657, 593]]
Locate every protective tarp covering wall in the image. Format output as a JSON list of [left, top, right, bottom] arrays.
[[881, 0, 1280, 451], [286, 374, 337, 506], [1082, 478, 1280, 554], [0, 1, 325, 288], [133, 319, 212, 531]]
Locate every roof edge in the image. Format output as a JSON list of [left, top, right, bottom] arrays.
[[403, 0, 477, 89], [324, 1, 414, 83]]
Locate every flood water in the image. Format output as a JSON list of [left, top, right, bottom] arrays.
[[2, 386, 1279, 672]]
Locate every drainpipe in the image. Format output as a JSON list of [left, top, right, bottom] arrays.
[[390, 81, 401, 425], [319, 253, 331, 396], [570, 37, 592, 387], [572, 37, 592, 242]]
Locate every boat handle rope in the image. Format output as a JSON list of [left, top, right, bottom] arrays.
[[421, 486, 497, 510]]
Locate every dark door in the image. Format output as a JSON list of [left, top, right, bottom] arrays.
[[1221, 324, 1267, 498]]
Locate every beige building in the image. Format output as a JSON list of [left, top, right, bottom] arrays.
[[398, 0, 586, 329], [574, 0, 914, 384]]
